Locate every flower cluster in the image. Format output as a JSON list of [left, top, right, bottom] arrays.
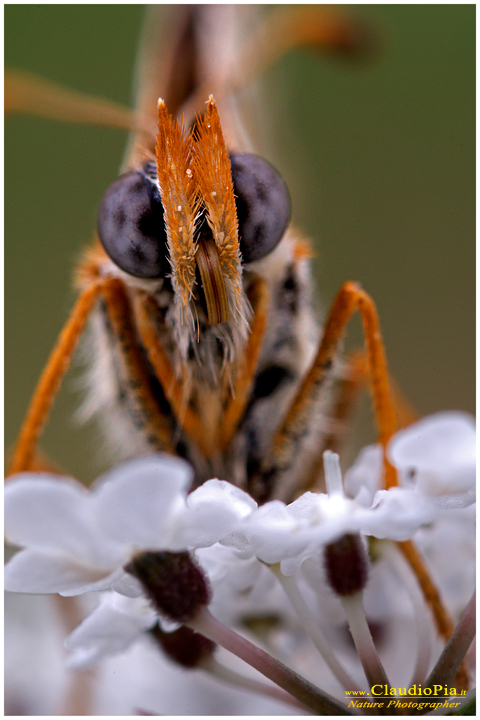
[[4, 412, 476, 714]]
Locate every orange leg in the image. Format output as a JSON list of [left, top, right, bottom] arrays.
[[289, 349, 370, 499], [291, 350, 422, 501], [251, 281, 397, 502], [389, 374, 420, 429], [288, 351, 421, 501], [9, 282, 104, 476], [9, 277, 175, 478]]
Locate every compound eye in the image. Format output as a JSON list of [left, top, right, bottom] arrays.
[[97, 169, 169, 279], [230, 154, 291, 264]]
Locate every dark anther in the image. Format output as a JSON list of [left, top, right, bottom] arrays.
[[150, 623, 215, 668], [324, 533, 370, 596], [125, 550, 211, 623]]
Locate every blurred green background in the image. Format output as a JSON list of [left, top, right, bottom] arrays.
[[5, 5, 475, 481]]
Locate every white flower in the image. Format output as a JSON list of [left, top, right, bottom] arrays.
[[345, 412, 476, 511], [206, 410, 476, 586], [5, 411, 475, 688], [222, 450, 438, 576], [387, 411, 476, 508], [4, 454, 255, 598]]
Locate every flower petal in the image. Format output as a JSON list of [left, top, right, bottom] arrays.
[[4, 549, 119, 595], [362, 488, 437, 541], [110, 573, 144, 598], [4, 475, 123, 568], [175, 480, 257, 549], [65, 592, 157, 669], [94, 454, 193, 548], [344, 444, 383, 504], [388, 412, 476, 499], [239, 501, 309, 564]]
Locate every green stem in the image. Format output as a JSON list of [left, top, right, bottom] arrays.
[[273, 567, 364, 693], [187, 607, 355, 715], [425, 589, 475, 691]]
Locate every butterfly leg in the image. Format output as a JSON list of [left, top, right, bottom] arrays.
[[9, 277, 175, 477], [9, 282, 104, 475], [249, 280, 397, 504]]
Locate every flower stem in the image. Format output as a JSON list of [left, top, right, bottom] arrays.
[[187, 607, 354, 715], [340, 593, 393, 703], [424, 589, 475, 691], [273, 568, 363, 693], [202, 656, 309, 712]]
